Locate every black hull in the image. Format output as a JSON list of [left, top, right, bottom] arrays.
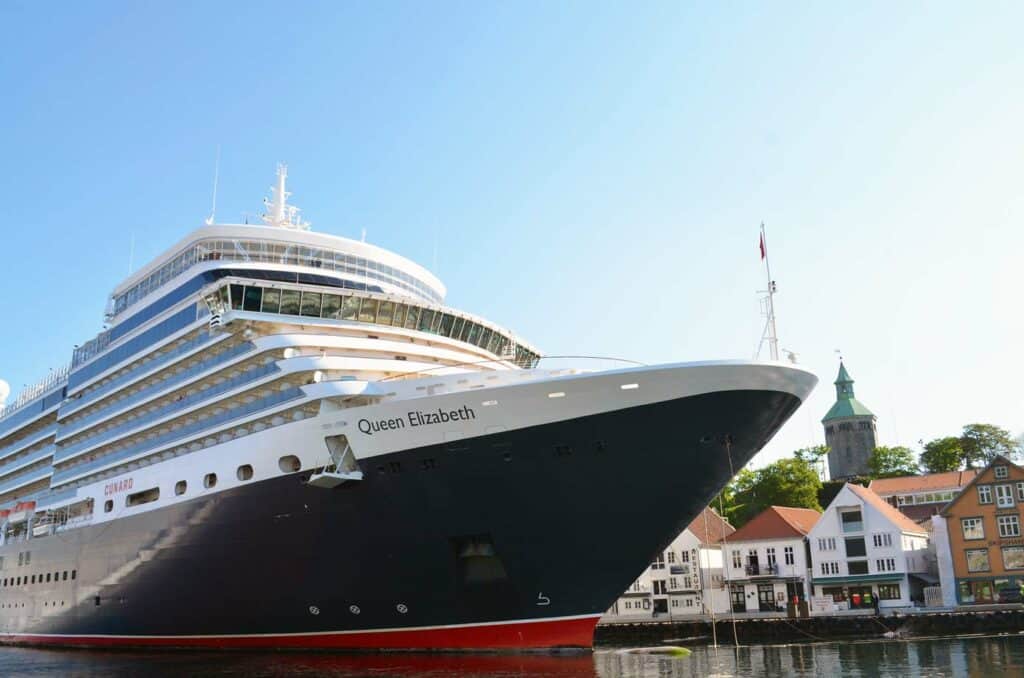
[[0, 388, 799, 649]]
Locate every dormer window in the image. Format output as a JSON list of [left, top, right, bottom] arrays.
[[995, 466, 1009, 480]]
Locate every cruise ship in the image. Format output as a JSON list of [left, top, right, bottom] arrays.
[[0, 167, 816, 650]]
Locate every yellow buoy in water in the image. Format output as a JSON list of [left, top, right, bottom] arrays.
[[623, 646, 692, 657]]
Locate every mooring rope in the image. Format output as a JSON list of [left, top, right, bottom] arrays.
[[718, 434, 741, 648]]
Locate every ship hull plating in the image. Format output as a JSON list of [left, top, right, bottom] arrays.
[[0, 388, 799, 650]]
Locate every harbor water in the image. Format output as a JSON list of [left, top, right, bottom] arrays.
[[1, 635, 1022, 677]]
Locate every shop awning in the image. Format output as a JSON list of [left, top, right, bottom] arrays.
[[910, 572, 940, 585], [811, 574, 905, 586]]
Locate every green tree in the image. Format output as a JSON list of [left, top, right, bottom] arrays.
[[867, 446, 919, 478], [794, 445, 829, 465], [714, 467, 756, 527], [960, 423, 1021, 468], [719, 457, 822, 527], [920, 437, 963, 473]]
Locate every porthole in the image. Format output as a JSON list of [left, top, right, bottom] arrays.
[[204, 473, 217, 489], [237, 464, 254, 481], [104, 500, 113, 513], [175, 480, 187, 496], [279, 455, 301, 473]]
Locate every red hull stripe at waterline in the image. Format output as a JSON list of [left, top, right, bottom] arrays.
[[0, 615, 601, 650]]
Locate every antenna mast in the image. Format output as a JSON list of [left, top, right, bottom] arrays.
[[756, 222, 780, 361], [206, 145, 221, 225]]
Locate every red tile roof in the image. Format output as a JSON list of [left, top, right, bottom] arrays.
[[720, 506, 821, 542], [846, 483, 927, 534], [686, 506, 735, 544], [868, 470, 977, 496]]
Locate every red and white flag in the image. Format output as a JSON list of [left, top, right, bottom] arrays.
[[759, 233, 766, 260]]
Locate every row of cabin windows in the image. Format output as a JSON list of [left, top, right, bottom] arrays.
[[101, 458, 300, 513], [1, 569, 75, 587], [214, 283, 540, 368]]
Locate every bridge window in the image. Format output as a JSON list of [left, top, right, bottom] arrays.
[[439, 313, 455, 337], [417, 309, 434, 332], [261, 288, 280, 313], [229, 284, 244, 310], [358, 298, 378, 323], [300, 291, 322, 317], [377, 301, 395, 326], [279, 289, 300, 316], [342, 296, 360, 320], [243, 286, 263, 312], [206, 280, 542, 367], [393, 304, 407, 327], [322, 294, 341, 319], [404, 306, 420, 329]]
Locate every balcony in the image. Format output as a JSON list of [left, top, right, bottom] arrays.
[[50, 385, 304, 487], [745, 563, 780, 576]]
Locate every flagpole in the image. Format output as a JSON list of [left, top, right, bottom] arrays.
[[761, 222, 779, 361]]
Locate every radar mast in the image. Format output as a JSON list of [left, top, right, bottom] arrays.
[[262, 164, 310, 231]]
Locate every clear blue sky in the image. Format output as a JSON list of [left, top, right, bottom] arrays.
[[2, 1, 1022, 467]]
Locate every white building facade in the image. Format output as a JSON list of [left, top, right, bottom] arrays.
[[602, 507, 732, 621], [721, 506, 820, 614], [808, 483, 931, 611]]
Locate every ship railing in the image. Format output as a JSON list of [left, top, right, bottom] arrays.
[[54, 361, 280, 462], [0, 364, 70, 423], [60, 330, 228, 417], [30, 503, 93, 538], [56, 342, 259, 442], [50, 386, 305, 487], [378, 355, 645, 391]]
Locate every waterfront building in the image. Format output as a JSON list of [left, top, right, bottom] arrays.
[[808, 483, 931, 609], [870, 470, 977, 522], [603, 507, 733, 621], [933, 455, 1024, 605], [721, 506, 820, 613], [822, 362, 877, 480]]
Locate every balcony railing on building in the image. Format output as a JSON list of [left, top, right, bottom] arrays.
[[745, 562, 780, 576]]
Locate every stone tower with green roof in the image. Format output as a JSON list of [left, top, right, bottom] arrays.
[[822, 361, 877, 480]]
